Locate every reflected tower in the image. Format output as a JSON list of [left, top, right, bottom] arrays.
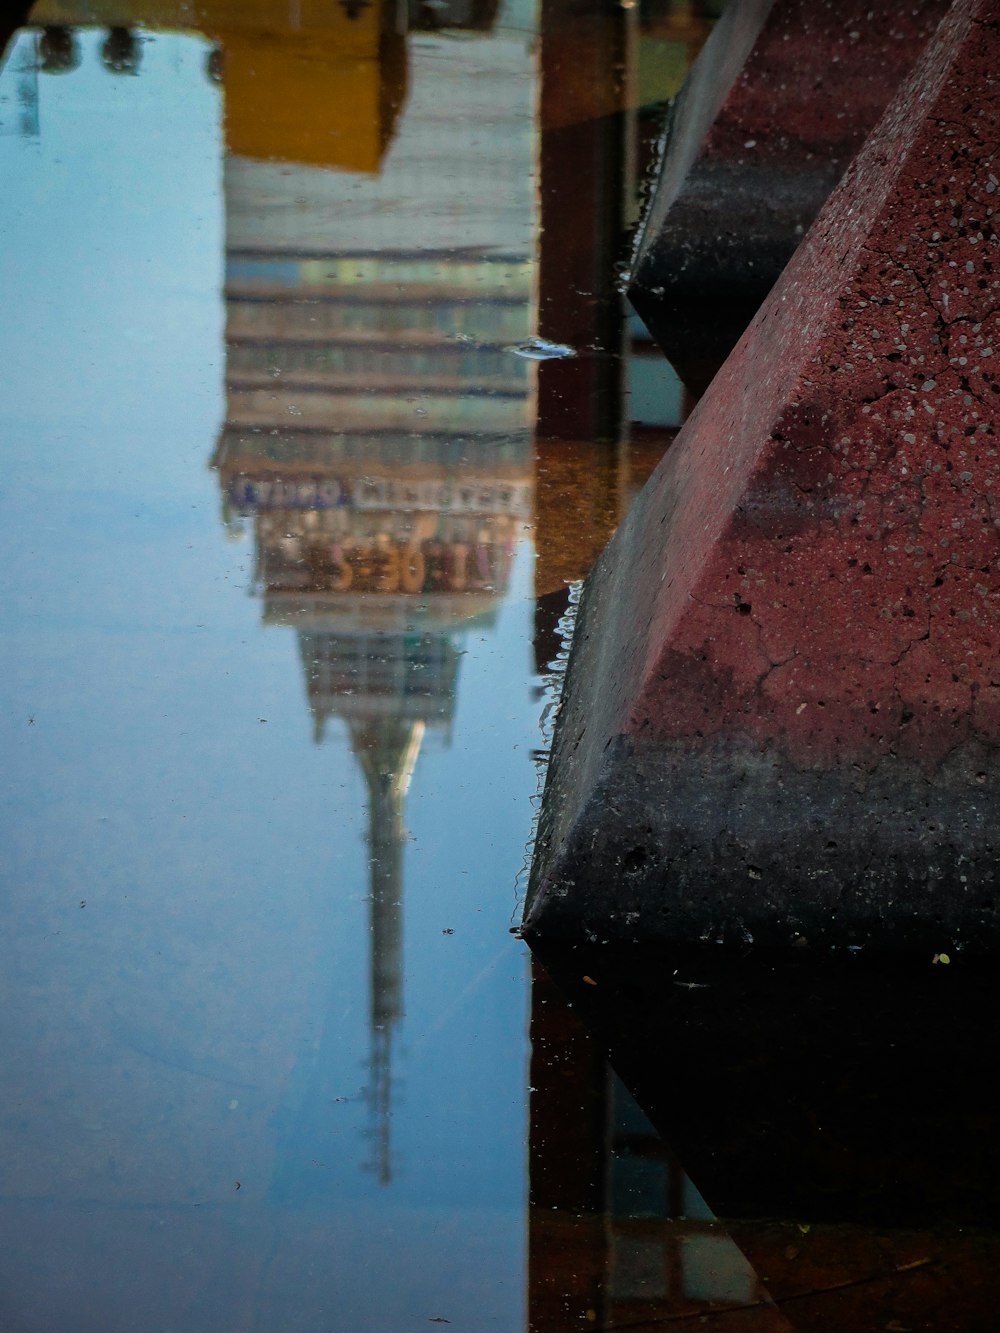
[[212, 20, 537, 1182], [351, 714, 423, 1185]]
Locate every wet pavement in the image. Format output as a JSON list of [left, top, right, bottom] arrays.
[[2, 3, 999, 1331]]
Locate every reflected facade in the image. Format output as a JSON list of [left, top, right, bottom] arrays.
[[213, 34, 536, 1178], [1, 10, 537, 1329]]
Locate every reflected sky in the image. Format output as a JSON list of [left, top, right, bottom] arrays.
[[0, 21, 537, 1331]]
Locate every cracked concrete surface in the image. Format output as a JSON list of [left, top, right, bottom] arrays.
[[526, 0, 1000, 950]]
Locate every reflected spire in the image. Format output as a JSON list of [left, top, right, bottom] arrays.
[[210, 13, 535, 1193], [350, 716, 424, 1184], [300, 626, 458, 1183]]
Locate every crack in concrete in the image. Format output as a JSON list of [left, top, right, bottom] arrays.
[[890, 628, 931, 670]]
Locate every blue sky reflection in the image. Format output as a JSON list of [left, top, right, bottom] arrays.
[[0, 24, 537, 1331]]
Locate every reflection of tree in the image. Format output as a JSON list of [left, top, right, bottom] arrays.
[[408, 0, 499, 33], [37, 25, 79, 73], [100, 26, 141, 75], [205, 44, 222, 84], [0, 24, 39, 138], [340, 0, 373, 19]]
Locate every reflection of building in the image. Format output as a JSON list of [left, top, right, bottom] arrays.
[[21, 0, 536, 1188], [528, 963, 776, 1331], [351, 715, 423, 1185], [31, 0, 405, 171], [0, 23, 39, 135], [212, 30, 537, 1182], [531, 1, 716, 668]]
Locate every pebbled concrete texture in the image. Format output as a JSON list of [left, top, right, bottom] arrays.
[[629, 0, 951, 397], [526, 0, 1000, 954]]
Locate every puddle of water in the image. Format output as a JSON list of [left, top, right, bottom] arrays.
[[5, 4, 997, 1332], [0, 18, 539, 1331]]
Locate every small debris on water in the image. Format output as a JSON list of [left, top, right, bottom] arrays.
[[582, 975, 597, 986], [506, 336, 576, 361], [932, 952, 951, 965], [442, 927, 454, 934]]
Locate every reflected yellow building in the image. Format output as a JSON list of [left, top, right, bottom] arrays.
[[30, 0, 403, 170]]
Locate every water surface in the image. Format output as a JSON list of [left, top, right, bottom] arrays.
[[8, 7, 984, 1332], [1, 19, 539, 1329]]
